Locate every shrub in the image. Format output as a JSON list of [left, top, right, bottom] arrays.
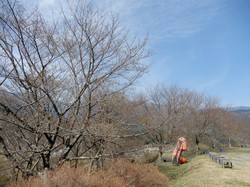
[[8, 160, 169, 187], [108, 159, 169, 186]]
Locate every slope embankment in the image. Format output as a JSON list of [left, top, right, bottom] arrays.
[[159, 148, 250, 187]]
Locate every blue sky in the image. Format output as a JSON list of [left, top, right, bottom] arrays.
[[23, 0, 250, 107], [95, 0, 250, 107]]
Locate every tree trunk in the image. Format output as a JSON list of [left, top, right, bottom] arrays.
[[228, 137, 232, 148], [42, 153, 51, 169], [195, 136, 200, 155], [158, 145, 163, 158]]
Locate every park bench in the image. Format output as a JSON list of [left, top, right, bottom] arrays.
[[207, 152, 233, 169], [219, 158, 233, 168], [212, 155, 225, 163], [208, 152, 217, 159]]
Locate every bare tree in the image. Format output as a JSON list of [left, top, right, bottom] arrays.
[[184, 93, 222, 154], [133, 84, 223, 155], [217, 110, 250, 148], [0, 0, 149, 177], [138, 85, 194, 155]]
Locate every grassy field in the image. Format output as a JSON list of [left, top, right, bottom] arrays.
[[159, 148, 250, 187]]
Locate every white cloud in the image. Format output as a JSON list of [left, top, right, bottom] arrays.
[[20, 0, 222, 41], [94, 0, 223, 42]]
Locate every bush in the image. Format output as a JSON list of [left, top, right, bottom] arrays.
[[8, 160, 169, 187], [109, 159, 169, 186], [143, 152, 159, 163], [0, 174, 10, 187], [0, 156, 11, 187]]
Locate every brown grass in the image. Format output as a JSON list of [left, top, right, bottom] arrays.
[[159, 148, 250, 187], [0, 155, 11, 187], [8, 159, 169, 187]]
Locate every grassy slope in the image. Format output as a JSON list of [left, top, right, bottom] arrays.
[[159, 148, 250, 187]]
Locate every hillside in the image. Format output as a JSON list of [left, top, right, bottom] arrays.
[[159, 148, 250, 187]]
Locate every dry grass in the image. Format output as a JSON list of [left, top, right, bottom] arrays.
[[0, 155, 11, 187], [8, 159, 169, 187], [159, 148, 250, 187]]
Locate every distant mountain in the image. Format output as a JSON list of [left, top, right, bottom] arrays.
[[228, 106, 250, 122], [229, 106, 250, 111]]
